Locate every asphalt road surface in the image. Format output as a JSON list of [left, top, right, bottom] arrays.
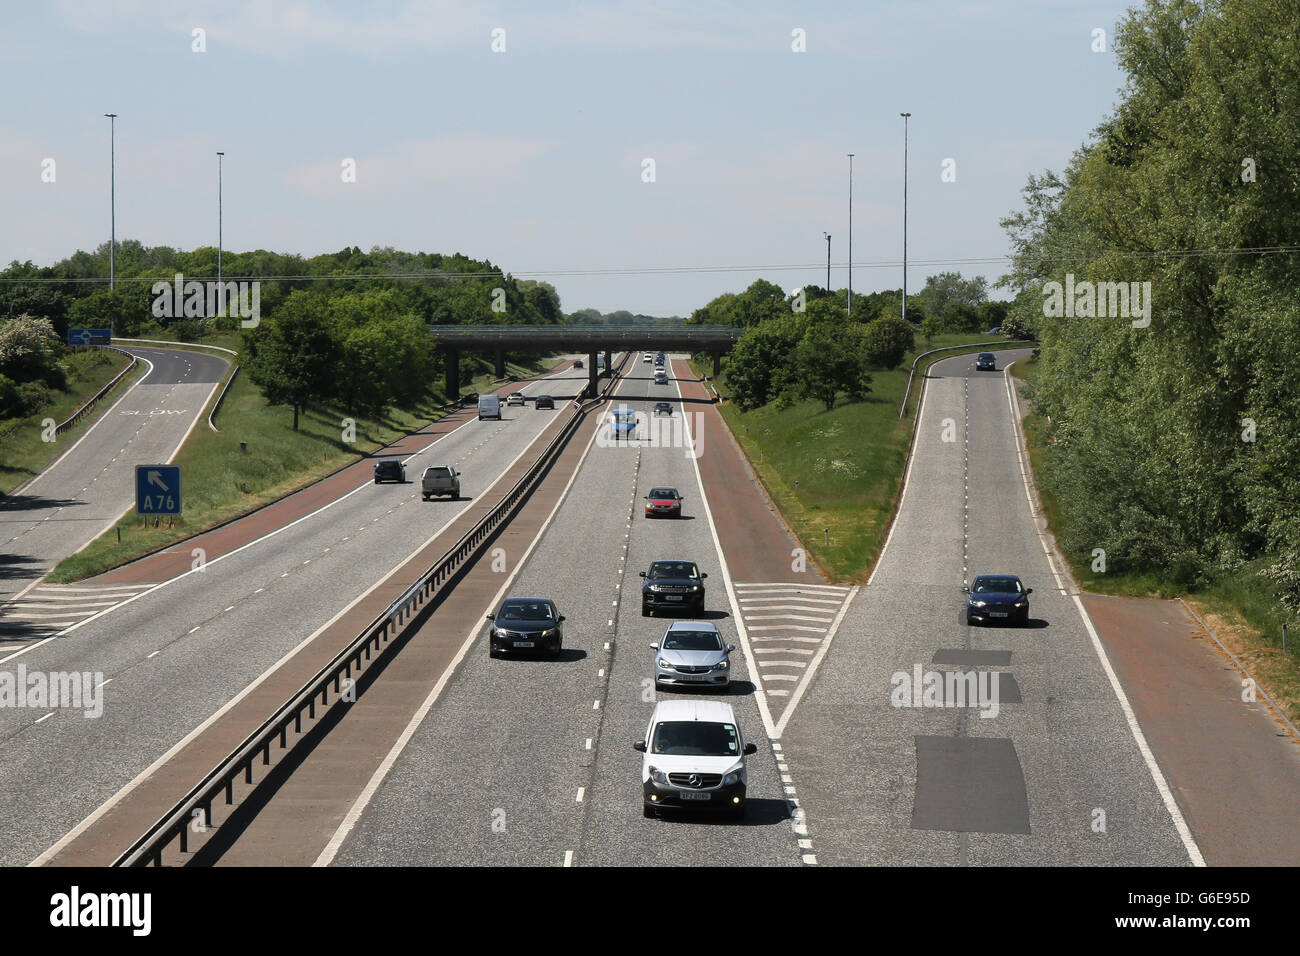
[[3, 362, 584, 867], [0, 347, 227, 632], [781, 350, 1195, 866], [332, 359, 802, 866]]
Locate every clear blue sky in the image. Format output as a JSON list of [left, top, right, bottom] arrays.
[[2, 1, 1131, 316]]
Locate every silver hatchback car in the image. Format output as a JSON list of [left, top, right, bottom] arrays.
[[652, 621, 734, 691]]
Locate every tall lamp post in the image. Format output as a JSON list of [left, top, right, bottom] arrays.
[[901, 112, 911, 321], [823, 232, 831, 291], [217, 152, 224, 284], [847, 153, 854, 315], [105, 113, 117, 290]]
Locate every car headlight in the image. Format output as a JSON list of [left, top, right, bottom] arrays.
[[657, 658, 670, 669], [711, 660, 729, 671], [648, 767, 668, 784], [539, 627, 557, 638], [971, 600, 986, 608], [722, 766, 743, 785], [1014, 600, 1026, 608], [493, 627, 509, 638], [690, 584, 700, 592]]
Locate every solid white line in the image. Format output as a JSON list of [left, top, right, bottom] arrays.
[[1001, 359, 1204, 867], [313, 391, 609, 867]]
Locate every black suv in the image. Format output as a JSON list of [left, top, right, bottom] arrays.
[[535, 394, 555, 409], [487, 596, 565, 658], [373, 458, 405, 483], [640, 560, 707, 616]]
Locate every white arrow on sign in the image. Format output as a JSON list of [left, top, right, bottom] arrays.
[[147, 470, 169, 491]]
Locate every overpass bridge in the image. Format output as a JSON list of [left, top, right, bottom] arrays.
[[427, 325, 742, 397]]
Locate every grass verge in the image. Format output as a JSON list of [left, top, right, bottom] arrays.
[[1, 348, 139, 496], [48, 351, 560, 582]]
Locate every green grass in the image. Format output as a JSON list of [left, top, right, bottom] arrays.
[[693, 333, 1011, 582], [49, 351, 559, 582], [0, 349, 139, 496]]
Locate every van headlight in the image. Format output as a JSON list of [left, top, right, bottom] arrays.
[[722, 766, 743, 785], [648, 767, 668, 784]]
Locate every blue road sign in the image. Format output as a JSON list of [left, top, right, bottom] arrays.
[[136, 465, 182, 515], [67, 328, 112, 346]]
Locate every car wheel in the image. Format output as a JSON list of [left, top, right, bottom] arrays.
[[488, 643, 500, 659], [1019, 610, 1029, 626], [642, 603, 652, 617], [551, 642, 562, 659], [643, 804, 656, 819]]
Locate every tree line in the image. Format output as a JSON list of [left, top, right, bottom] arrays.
[[996, 0, 1300, 608]]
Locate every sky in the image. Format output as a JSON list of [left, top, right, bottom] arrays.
[[1, 1, 1132, 317]]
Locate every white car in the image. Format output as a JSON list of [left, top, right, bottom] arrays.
[[643, 353, 653, 362], [506, 391, 527, 406], [634, 699, 757, 820]]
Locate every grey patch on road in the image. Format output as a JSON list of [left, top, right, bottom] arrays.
[[911, 735, 1031, 834], [932, 649, 1011, 667]]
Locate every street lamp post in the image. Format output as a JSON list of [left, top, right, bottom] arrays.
[[105, 113, 116, 290], [901, 112, 911, 321], [217, 152, 224, 284], [823, 232, 831, 292], [847, 153, 854, 315]]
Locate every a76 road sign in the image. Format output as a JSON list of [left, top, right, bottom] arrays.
[[136, 465, 181, 515]]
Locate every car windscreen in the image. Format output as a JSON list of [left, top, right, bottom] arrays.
[[651, 721, 739, 756], [648, 489, 678, 500], [979, 353, 994, 359], [425, 467, 451, 478], [650, 562, 697, 579], [498, 601, 555, 621], [663, 630, 723, 651], [974, 577, 1021, 593]]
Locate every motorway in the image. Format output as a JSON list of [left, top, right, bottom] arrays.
[[0, 347, 227, 638], [0, 361, 584, 867], [10, 347, 1297, 867], [329, 360, 801, 867]]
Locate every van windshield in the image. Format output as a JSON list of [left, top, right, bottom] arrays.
[[651, 720, 739, 756]]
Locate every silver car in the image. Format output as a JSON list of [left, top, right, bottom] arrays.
[[652, 621, 734, 691]]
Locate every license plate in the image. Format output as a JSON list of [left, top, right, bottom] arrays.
[[989, 612, 1008, 618], [513, 641, 534, 648], [664, 595, 684, 601], [680, 792, 711, 801]]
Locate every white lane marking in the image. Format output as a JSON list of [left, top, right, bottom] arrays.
[[747, 624, 826, 633], [35, 713, 54, 724], [753, 648, 814, 656], [734, 583, 848, 593], [45, 375, 563, 649], [147, 651, 160, 659], [757, 661, 807, 669], [1001, 359, 1204, 867], [744, 613, 835, 623], [575, 788, 584, 803], [313, 390, 608, 867]]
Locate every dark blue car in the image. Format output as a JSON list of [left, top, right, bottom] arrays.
[[964, 574, 1032, 625]]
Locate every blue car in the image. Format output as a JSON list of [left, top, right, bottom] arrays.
[[964, 574, 1032, 625]]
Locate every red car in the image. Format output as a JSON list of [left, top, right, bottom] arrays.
[[644, 487, 683, 518]]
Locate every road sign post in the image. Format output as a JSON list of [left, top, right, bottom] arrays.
[[135, 465, 182, 516]]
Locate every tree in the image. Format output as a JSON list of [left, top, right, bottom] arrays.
[[67, 288, 156, 337], [917, 272, 988, 329], [793, 321, 872, 411], [0, 315, 64, 387], [243, 292, 338, 431], [862, 316, 915, 370]]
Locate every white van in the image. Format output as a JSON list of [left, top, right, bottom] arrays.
[[478, 394, 502, 420], [634, 699, 757, 820]]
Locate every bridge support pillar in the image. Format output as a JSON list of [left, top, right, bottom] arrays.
[[445, 349, 459, 401], [712, 351, 721, 380], [603, 350, 612, 376], [494, 349, 506, 379], [588, 351, 599, 398]]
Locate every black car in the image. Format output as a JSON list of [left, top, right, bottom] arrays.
[[641, 560, 707, 616], [487, 596, 565, 658], [976, 352, 996, 371], [372, 458, 405, 483], [653, 402, 673, 415], [965, 574, 1032, 625], [573, 358, 584, 368], [535, 394, 555, 409]]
